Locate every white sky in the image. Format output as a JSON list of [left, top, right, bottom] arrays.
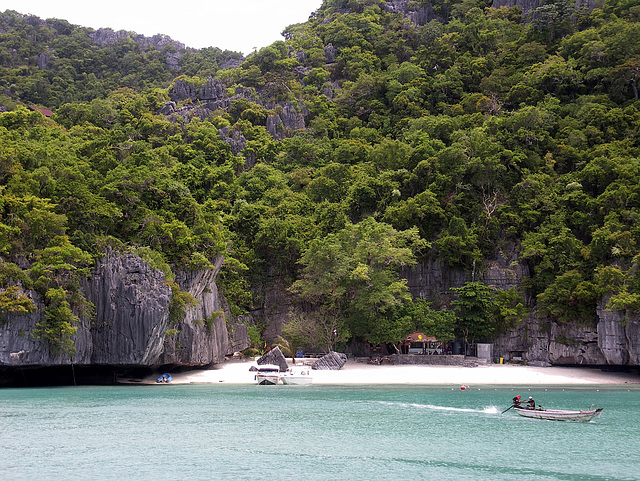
[[0, 0, 323, 55]]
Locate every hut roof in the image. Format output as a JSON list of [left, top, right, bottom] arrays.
[[28, 106, 54, 117], [405, 332, 437, 343]]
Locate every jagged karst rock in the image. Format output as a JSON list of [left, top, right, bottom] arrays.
[[266, 102, 307, 140], [0, 287, 93, 366], [403, 258, 470, 300], [36, 52, 51, 70], [324, 43, 337, 63], [597, 294, 639, 365], [228, 322, 250, 354], [218, 126, 248, 156], [0, 251, 250, 373], [256, 346, 288, 371], [85, 252, 172, 366], [88, 28, 185, 70], [250, 279, 295, 343], [169, 77, 228, 106], [160, 255, 235, 365], [491, 0, 597, 16], [382, 0, 441, 25], [88, 28, 132, 45], [313, 351, 347, 370], [159, 101, 177, 115]]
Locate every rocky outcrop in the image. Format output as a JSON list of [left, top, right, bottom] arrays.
[[0, 288, 92, 366], [493, 295, 640, 366], [404, 249, 529, 301], [160, 255, 234, 366], [490, 0, 599, 16], [170, 78, 229, 105], [313, 351, 347, 370], [382, 0, 442, 26], [85, 253, 172, 365], [596, 294, 640, 365], [0, 252, 250, 371], [266, 102, 308, 140], [251, 278, 296, 343], [256, 346, 288, 371], [88, 28, 185, 70], [218, 126, 248, 156], [164, 79, 308, 144]]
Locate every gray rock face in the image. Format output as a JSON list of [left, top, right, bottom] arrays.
[[324, 43, 338, 63], [88, 28, 185, 51], [0, 288, 92, 366], [256, 346, 288, 371], [313, 351, 347, 370], [490, 0, 597, 16], [0, 252, 250, 369], [403, 259, 470, 300], [36, 53, 51, 70], [88, 28, 186, 71], [597, 295, 639, 365], [493, 296, 640, 366], [169, 78, 229, 106], [382, 0, 441, 26], [85, 252, 173, 365], [88, 28, 132, 46], [250, 279, 295, 343], [160, 255, 240, 366], [218, 126, 248, 156], [266, 102, 308, 140]]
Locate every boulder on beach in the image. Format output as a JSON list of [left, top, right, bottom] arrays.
[[313, 351, 347, 370], [256, 346, 288, 371]]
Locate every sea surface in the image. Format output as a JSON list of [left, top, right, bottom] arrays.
[[1, 384, 638, 481]]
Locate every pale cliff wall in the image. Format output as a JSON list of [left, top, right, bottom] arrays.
[[250, 246, 639, 366], [405, 251, 640, 366], [0, 252, 249, 369], [490, 0, 602, 16]]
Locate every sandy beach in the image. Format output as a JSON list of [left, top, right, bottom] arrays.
[[162, 359, 640, 386]]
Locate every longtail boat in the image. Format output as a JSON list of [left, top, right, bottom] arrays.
[[514, 406, 603, 422]]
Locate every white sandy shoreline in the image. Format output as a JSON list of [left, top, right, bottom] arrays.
[[155, 360, 640, 387]]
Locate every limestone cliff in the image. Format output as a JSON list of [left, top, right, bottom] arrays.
[[249, 245, 640, 366], [490, 0, 602, 16], [163, 77, 308, 143], [0, 252, 249, 371]]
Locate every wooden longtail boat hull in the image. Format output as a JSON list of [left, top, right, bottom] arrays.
[[514, 407, 603, 422]]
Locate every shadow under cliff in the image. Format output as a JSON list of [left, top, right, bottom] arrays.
[[0, 364, 200, 387]]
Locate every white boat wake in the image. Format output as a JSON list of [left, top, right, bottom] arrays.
[[367, 400, 500, 414]]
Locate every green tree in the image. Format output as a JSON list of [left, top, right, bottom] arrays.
[[291, 217, 426, 345], [28, 236, 93, 354], [451, 281, 499, 345]]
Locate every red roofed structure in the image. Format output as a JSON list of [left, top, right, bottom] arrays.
[[28, 106, 54, 117]]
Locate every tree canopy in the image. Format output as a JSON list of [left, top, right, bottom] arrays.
[[2, 0, 640, 352]]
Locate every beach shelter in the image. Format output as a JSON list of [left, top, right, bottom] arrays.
[[404, 332, 439, 354]]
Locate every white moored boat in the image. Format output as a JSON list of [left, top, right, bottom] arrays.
[[255, 364, 281, 385], [281, 367, 313, 385], [514, 407, 603, 422]]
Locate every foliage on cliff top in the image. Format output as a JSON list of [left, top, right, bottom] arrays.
[[2, 0, 640, 350]]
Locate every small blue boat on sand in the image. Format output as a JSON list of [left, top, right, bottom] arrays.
[[156, 373, 172, 383]]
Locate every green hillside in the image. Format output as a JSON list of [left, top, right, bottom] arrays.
[[1, 0, 639, 354]]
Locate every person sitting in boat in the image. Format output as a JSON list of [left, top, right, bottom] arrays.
[[512, 395, 522, 406], [526, 396, 536, 409]]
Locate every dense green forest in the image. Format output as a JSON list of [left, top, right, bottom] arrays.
[[1, 0, 640, 354]]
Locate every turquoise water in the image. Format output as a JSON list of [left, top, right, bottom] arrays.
[[1, 385, 639, 481]]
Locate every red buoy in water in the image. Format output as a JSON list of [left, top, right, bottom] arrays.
[[460, 385, 466, 390]]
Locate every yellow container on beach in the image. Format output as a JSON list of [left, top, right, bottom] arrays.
[[499, 357, 504, 364]]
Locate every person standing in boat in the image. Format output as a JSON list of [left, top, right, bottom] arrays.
[[526, 396, 536, 409]]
